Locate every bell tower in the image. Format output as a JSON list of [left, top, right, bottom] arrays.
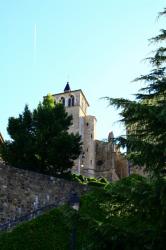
[[52, 83, 96, 176]]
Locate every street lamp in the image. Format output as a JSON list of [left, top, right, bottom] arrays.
[[80, 152, 85, 170], [68, 192, 80, 250], [68, 192, 80, 211]]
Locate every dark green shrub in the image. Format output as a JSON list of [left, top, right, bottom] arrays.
[[78, 175, 166, 250], [0, 206, 74, 250]]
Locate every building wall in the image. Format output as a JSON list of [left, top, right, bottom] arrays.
[[51, 87, 127, 180], [66, 106, 80, 134], [52, 89, 96, 176], [0, 133, 4, 145], [0, 162, 87, 225], [82, 116, 96, 176], [95, 140, 119, 181], [129, 164, 147, 177], [114, 149, 129, 179]]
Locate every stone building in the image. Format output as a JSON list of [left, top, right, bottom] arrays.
[[52, 83, 128, 180], [0, 133, 4, 145]]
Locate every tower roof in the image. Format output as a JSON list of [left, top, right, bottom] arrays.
[[64, 82, 71, 92]]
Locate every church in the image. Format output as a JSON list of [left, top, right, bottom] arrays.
[[0, 133, 4, 145], [51, 83, 128, 181]]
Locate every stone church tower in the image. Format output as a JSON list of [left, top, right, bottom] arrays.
[[52, 83, 128, 180]]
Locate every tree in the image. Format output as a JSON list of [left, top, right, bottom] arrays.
[[106, 9, 166, 177], [78, 175, 166, 250], [0, 95, 82, 175]]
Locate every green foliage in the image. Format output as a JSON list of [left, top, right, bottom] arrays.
[[0, 95, 82, 175], [0, 175, 166, 250], [0, 206, 75, 250], [69, 173, 110, 187], [78, 175, 166, 250], [1, 8, 166, 250], [105, 9, 166, 177]]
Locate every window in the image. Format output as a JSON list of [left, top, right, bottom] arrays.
[[97, 160, 104, 166], [68, 98, 71, 107], [71, 95, 75, 106], [61, 97, 65, 106], [68, 95, 75, 107]]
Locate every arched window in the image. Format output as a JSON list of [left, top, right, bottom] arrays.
[[61, 97, 65, 106], [71, 95, 75, 106], [68, 95, 75, 107], [68, 98, 71, 107]]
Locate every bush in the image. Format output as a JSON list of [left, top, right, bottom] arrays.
[[78, 175, 166, 250], [0, 206, 74, 250]]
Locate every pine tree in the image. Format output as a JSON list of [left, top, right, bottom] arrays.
[[0, 95, 82, 175], [106, 9, 166, 177]]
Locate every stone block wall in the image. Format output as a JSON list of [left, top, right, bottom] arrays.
[[0, 162, 87, 225], [114, 151, 129, 179], [95, 140, 119, 181]]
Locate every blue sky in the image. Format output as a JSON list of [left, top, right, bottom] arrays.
[[0, 0, 165, 140]]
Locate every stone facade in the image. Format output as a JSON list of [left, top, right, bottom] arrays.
[[129, 164, 147, 177], [95, 140, 118, 180], [114, 148, 129, 179], [0, 162, 87, 225], [52, 84, 128, 180], [53, 86, 96, 177], [0, 133, 4, 145]]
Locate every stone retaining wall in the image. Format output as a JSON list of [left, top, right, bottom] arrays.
[[0, 162, 87, 224]]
